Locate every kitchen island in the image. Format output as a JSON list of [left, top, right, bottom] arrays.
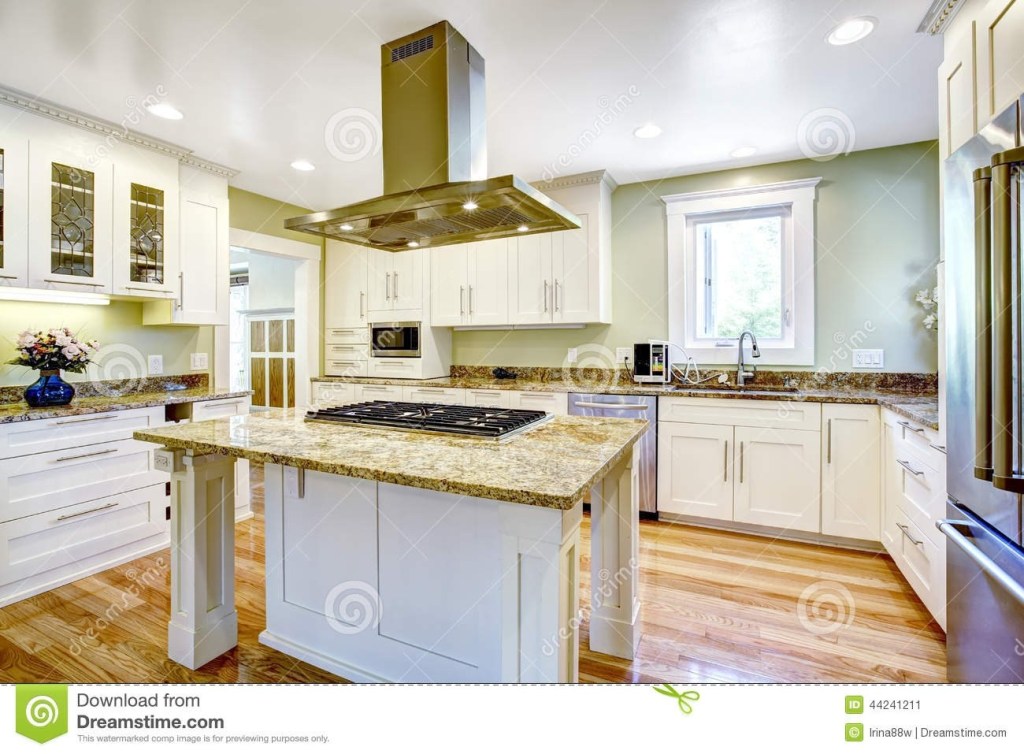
[[134, 409, 646, 682]]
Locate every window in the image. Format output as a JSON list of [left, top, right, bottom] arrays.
[[664, 178, 820, 365]]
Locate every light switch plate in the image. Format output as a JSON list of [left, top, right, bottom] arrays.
[[566, 347, 578, 364], [851, 349, 884, 369], [616, 347, 632, 364], [190, 352, 209, 370], [147, 354, 163, 375]]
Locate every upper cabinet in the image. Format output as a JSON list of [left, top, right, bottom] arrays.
[[976, 0, 1024, 126], [938, 24, 977, 158], [112, 159, 179, 299], [367, 247, 425, 322], [431, 239, 508, 327], [0, 137, 28, 287], [324, 240, 368, 328]]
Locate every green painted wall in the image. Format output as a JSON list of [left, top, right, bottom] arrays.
[[227, 187, 318, 246], [453, 141, 941, 373], [0, 300, 211, 387]]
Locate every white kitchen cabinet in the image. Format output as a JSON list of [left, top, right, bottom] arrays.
[[657, 422, 733, 519], [0, 136, 28, 287], [508, 232, 552, 324], [938, 25, 977, 159], [733, 426, 820, 533], [28, 140, 114, 294], [324, 240, 368, 328], [820, 404, 881, 541], [111, 158, 179, 299], [975, 0, 1024, 127], [313, 381, 357, 407], [430, 245, 468, 326], [367, 248, 424, 321], [463, 388, 511, 409], [354, 383, 404, 402], [508, 390, 568, 415], [431, 240, 509, 327], [552, 215, 594, 323]]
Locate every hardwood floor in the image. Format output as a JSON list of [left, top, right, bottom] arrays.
[[0, 464, 946, 683]]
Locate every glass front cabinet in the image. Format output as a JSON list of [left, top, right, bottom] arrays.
[[112, 160, 178, 298], [0, 138, 29, 287]]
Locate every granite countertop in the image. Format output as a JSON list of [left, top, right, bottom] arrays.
[[312, 375, 940, 430], [133, 409, 647, 510], [0, 386, 252, 425]]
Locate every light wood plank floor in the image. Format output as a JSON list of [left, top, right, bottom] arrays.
[[0, 464, 946, 683]]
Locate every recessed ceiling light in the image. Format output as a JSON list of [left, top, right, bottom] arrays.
[[339, 223, 354, 232], [517, 225, 529, 232], [462, 201, 478, 210], [407, 241, 420, 248], [633, 123, 662, 139], [730, 146, 758, 159], [145, 102, 184, 120], [827, 16, 877, 46], [290, 159, 316, 171]]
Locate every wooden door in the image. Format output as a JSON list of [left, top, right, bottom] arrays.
[[249, 315, 296, 408]]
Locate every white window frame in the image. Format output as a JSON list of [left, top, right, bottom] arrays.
[[664, 177, 820, 366]]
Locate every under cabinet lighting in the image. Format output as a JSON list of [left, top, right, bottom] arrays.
[[0, 287, 111, 306]]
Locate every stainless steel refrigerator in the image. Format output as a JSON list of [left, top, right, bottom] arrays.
[[944, 94, 1024, 682]]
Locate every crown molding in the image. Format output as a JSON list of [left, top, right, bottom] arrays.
[[0, 85, 237, 178], [532, 169, 618, 192], [661, 176, 822, 207], [917, 0, 967, 35]]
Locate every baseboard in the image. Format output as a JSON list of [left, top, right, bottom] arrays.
[[258, 631, 389, 684], [656, 512, 884, 553]]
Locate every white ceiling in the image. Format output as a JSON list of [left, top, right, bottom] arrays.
[[0, 0, 942, 211]]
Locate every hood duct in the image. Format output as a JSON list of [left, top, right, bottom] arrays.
[[285, 20, 579, 251]]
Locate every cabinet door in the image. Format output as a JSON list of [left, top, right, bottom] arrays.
[[820, 404, 880, 541], [324, 240, 368, 328], [28, 141, 113, 294], [508, 233, 552, 324], [656, 422, 733, 520], [430, 245, 468, 326], [938, 28, 977, 159], [0, 137, 28, 286], [468, 239, 509, 326], [976, 0, 1024, 126], [552, 213, 595, 323], [176, 188, 227, 324], [879, 417, 902, 557], [390, 247, 423, 313], [733, 426, 820, 533], [111, 160, 179, 298], [366, 249, 392, 316], [463, 388, 511, 409]]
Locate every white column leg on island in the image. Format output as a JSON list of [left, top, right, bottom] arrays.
[[588, 447, 640, 659], [157, 448, 239, 670]]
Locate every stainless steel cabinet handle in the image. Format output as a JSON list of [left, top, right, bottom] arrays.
[[199, 399, 245, 408], [897, 420, 925, 434], [53, 413, 116, 426], [0, 272, 20, 279], [53, 447, 118, 463], [896, 458, 924, 477], [177, 272, 184, 310], [124, 285, 174, 293], [42, 277, 103, 287], [937, 518, 1024, 606], [896, 522, 923, 546], [360, 291, 365, 318], [827, 418, 832, 464], [468, 285, 473, 315], [554, 279, 560, 312], [930, 443, 947, 454], [973, 166, 993, 481], [385, 272, 391, 300], [392, 270, 398, 300], [543, 280, 549, 312], [413, 388, 448, 395], [723, 439, 728, 482], [56, 501, 119, 521], [572, 402, 649, 410], [739, 441, 744, 483], [460, 285, 465, 315]]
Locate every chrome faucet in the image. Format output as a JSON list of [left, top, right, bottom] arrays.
[[737, 331, 760, 386]]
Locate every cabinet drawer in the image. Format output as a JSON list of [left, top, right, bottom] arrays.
[[324, 359, 368, 378], [0, 438, 165, 523], [325, 327, 368, 344], [402, 386, 467, 404], [191, 397, 250, 422], [0, 483, 168, 589], [0, 406, 165, 459], [464, 389, 511, 409], [892, 415, 944, 467], [313, 382, 357, 407], [368, 358, 419, 379], [354, 383, 404, 402], [508, 391, 569, 415], [891, 438, 945, 546], [889, 507, 946, 629], [658, 396, 820, 431], [325, 343, 370, 360]]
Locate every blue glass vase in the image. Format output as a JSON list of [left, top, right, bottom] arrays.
[[24, 370, 76, 407]]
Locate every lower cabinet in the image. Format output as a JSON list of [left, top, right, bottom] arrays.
[[820, 404, 881, 540], [733, 426, 821, 532], [657, 422, 733, 520], [508, 390, 569, 415]]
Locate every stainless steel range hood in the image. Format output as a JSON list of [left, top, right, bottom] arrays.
[[285, 21, 579, 251]]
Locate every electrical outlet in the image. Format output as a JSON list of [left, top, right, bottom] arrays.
[[147, 354, 163, 375], [616, 347, 632, 364], [566, 347, 578, 364], [851, 349, 884, 369], [190, 352, 209, 370]]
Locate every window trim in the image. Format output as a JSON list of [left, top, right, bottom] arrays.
[[664, 177, 820, 366]]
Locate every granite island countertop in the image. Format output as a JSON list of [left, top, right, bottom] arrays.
[[0, 386, 252, 425], [133, 409, 647, 509]]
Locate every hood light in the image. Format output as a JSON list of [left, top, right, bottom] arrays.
[[517, 225, 529, 232], [339, 224, 354, 231], [407, 241, 420, 248], [462, 201, 478, 210]]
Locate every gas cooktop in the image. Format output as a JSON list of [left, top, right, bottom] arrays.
[[304, 401, 552, 440]]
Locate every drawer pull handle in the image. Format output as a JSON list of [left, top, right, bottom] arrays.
[[896, 522, 923, 546], [898, 420, 926, 434], [56, 501, 120, 521], [123, 285, 174, 294], [930, 443, 947, 454], [53, 447, 118, 463], [53, 413, 116, 426], [896, 458, 924, 477], [42, 277, 103, 287], [198, 399, 245, 409]]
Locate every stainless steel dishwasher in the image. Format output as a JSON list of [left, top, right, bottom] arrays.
[[569, 393, 657, 516]]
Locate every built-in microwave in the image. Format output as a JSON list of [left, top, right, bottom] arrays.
[[370, 322, 421, 358]]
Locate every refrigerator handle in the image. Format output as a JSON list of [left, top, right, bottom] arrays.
[[973, 167, 994, 481], [991, 147, 1024, 492], [937, 519, 1024, 606]]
